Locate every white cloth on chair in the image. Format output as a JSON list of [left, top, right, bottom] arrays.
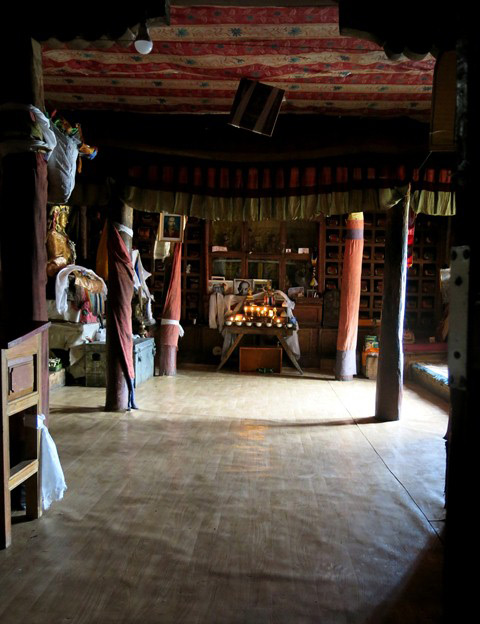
[[25, 414, 67, 511]]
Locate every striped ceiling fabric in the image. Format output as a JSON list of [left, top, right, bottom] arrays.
[[42, 5, 435, 119]]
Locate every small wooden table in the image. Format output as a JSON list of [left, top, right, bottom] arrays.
[[217, 326, 303, 375]]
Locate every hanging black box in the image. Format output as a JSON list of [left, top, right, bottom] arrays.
[[228, 78, 285, 137]]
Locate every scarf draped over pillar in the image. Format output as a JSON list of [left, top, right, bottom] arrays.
[[335, 212, 364, 380], [158, 242, 183, 375], [106, 222, 136, 407]]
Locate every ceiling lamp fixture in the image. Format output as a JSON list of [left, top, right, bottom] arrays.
[[134, 22, 153, 55]]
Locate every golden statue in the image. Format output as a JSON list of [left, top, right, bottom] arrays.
[[46, 205, 76, 277], [263, 279, 275, 306]]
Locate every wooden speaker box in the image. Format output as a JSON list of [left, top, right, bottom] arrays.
[[228, 78, 285, 136], [430, 50, 456, 152], [239, 347, 282, 373]]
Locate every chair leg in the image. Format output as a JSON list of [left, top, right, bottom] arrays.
[[1, 487, 12, 549], [25, 473, 41, 520]]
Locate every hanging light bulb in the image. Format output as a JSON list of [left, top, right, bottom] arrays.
[[134, 22, 153, 55]]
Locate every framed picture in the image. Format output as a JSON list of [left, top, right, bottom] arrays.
[[208, 279, 226, 294], [208, 279, 234, 295], [253, 279, 269, 293], [288, 286, 305, 299], [158, 213, 185, 242], [306, 289, 318, 298], [233, 278, 253, 295]]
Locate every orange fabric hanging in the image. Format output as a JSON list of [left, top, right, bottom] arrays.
[[335, 213, 364, 380], [159, 242, 183, 348]]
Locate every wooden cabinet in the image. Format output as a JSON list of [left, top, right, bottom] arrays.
[[406, 214, 449, 334], [323, 212, 386, 323], [208, 220, 321, 295], [133, 213, 206, 325], [323, 212, 450, 335], [294, 300, 323, 366], [319, 328, 338, 355], [360, 212, 387, 324], [239, 347, 282, 373], [182, 217, 205, 324], [297, 327, 320, 367], [178, 326, 224, 365], [323, 214, 344, 293], [294, 300, 323, 324]]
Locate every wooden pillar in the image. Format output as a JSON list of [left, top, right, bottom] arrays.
[[105, 201, 134, 411], [444, 23, 480, 620], [0, 35, 49, 419], [375, 197, 408, 421]]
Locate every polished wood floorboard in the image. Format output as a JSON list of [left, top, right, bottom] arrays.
[[0, 371, 448, 623]]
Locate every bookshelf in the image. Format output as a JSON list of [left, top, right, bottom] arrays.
[[322, 211, 449, 334]]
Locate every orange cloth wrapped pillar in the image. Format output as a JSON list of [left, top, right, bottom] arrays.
[[158, 242, 183, 375], [335, 213, 364, 381]]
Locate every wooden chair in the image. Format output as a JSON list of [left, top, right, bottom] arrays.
[[1, 322, 49, 549]]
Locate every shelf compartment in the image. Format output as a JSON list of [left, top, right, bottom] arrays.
[[212, 258, 242, 280], [247, 260, 280, 288]]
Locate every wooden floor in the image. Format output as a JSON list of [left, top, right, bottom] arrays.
[[0, 370, 448, 623]]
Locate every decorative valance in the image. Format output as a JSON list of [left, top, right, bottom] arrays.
[[71, 157, 455, 219], [123, 161, 452, 198], [120, 186, 405, 221]]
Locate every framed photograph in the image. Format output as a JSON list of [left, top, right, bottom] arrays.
[[253, 279, 269, 293], [233, 278, 253, 295], [158, 213, 185, 242], [208, 279, 234, 295], [208, 279, 226, 294], [306, 289, 318, 298], [288, 286, 305, 299]]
